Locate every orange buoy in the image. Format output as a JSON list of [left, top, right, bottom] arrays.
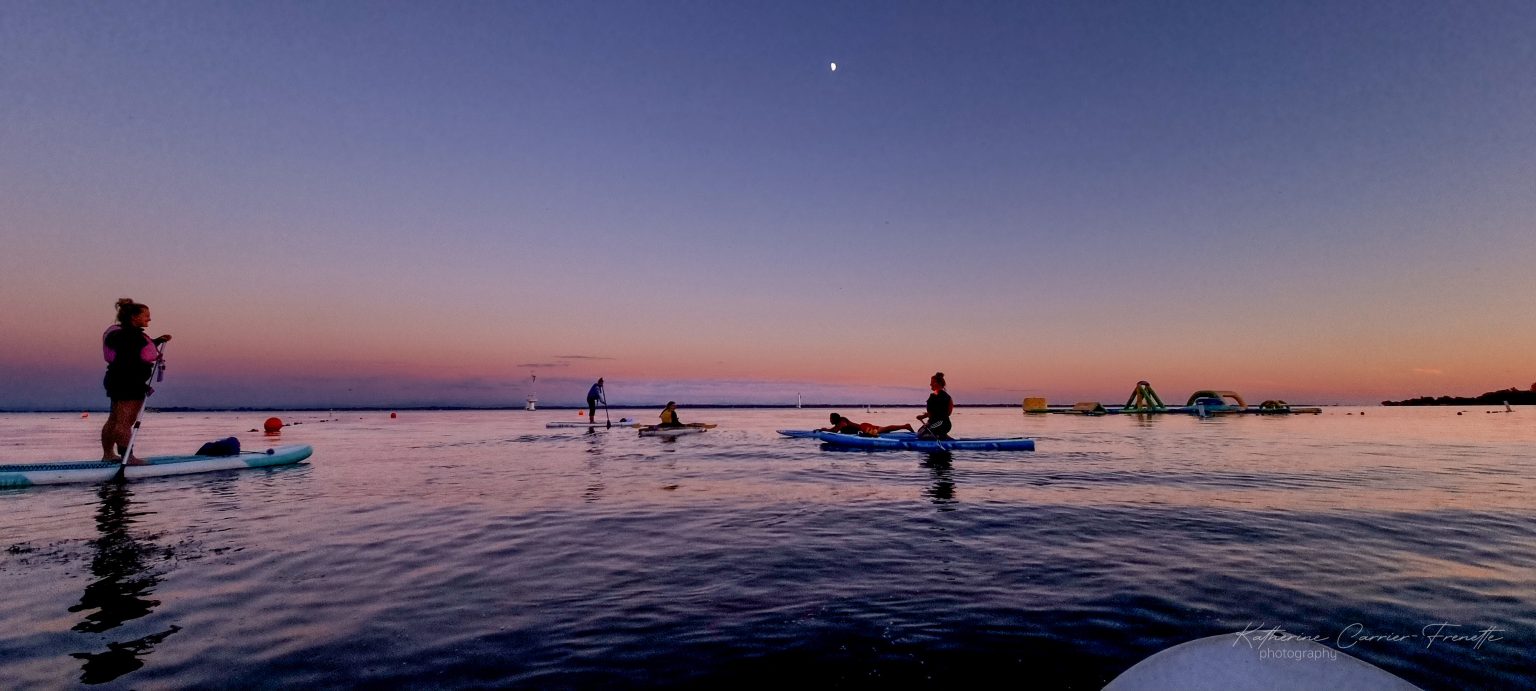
[[578, 410, 584, 416], [263, 417, 283, 433], [81, 412, 89, 418]]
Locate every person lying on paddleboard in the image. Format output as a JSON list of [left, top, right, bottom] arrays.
[[916, 371, 953, 440], [820, 413, 915, 437], [586, 378, 606, 420], [101, 298, 171, 463], [659, 401, 683, 428]]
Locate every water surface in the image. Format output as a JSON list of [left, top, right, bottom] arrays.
[[2, 407, 1532, 688]]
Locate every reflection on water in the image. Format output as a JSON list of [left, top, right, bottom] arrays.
[[922, 452, 956, 507], [67, 480, 179, 685], [584, 433, 606, 502], [70, 625, 181, 686], [0, 407, 1532, 689]]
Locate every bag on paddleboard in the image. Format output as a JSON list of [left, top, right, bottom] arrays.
[[195, 437, 241, 457]]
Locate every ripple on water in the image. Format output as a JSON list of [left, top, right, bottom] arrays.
[[0, 409, 1533, 688]]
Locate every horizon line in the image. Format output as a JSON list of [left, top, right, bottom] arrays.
[[4, 402, 1364, 414]]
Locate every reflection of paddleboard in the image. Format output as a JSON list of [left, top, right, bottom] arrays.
[[639, 424, 715, 437], [0, 445, 314, 488], [547, 418, 638, 428], [814, 432, 1034, 451], [1105, 633, 1421, 691]]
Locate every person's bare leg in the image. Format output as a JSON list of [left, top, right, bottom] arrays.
[[101, 406, 121, 460], [106, 400, 145, 462]]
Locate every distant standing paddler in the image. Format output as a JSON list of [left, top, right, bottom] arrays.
[[101, 298, 172, 462], [586, 378, 606, 420], [659, 401, 683, 428], [915, 371, 953, 440]]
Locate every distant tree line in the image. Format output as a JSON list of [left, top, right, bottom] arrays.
[[1382, 383, 1536, 406]]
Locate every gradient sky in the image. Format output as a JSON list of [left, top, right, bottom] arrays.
[[3, 0, 1534, 409]]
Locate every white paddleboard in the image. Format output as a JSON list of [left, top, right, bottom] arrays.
[[1105, 632, 1421, 691], [0, 444, 314, 488], [546, 418, 638, 428]]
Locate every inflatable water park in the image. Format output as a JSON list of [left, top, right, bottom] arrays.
[[1024, 381, 1322, 417]]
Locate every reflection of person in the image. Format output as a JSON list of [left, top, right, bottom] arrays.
[[586, 378, 606, 420], [916, 371, 953, 440], [659, 401, 683, 427], [820, 413, 914, 437], [74, 481, 180, 684], [101, 299, 171, 463]]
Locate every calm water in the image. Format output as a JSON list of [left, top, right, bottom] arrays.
[[1, 407, 1532, 689]]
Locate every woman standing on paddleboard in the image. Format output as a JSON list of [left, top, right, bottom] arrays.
[[916, 372, 953, 440], [101, 298, 171, 462]]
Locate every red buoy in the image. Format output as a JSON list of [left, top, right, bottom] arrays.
[[390, 412, 398, 419], [263, 417, 283, 433]]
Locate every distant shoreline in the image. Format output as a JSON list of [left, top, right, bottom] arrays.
[[1381, 386, 1534, 406], [3, 403, 1351, 414], [8, 404, 963, 413]]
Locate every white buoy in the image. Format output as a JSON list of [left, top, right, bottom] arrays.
[[829, 62, 837, 72]]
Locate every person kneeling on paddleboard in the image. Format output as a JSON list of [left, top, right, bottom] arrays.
[[101, 298, 171, 463], [821, 413, 915, 437], [659, 401, 683, 428], [916, 372, 953, 440]]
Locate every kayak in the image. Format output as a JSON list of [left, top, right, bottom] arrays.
[[778, 429, 917, 439], [0, 444, 314, 489], [814, 432, 1035, 451], [639, 423, 715, 437], [1105, 632, 1419, 690], [547, 418, 639, 428]]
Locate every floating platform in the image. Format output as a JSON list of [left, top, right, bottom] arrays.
[[1025, 382, 1321, 416]]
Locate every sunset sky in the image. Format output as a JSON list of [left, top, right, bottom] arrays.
[[3, 1, 1533, 409]]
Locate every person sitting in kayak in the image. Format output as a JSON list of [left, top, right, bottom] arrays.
[[658, 401, 683, 428], [101, 298, 172, 463], [820, 413, 914, 437], [916, 371, 953, 440], [586, 378, 606, 420]]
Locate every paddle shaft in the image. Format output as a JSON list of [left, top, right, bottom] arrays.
[[117, 343, 166, 474]]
